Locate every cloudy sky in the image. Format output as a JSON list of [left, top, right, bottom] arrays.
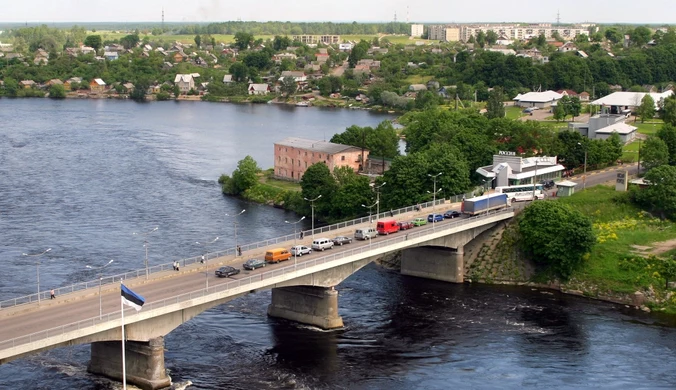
[[1, 0, 673, 24]]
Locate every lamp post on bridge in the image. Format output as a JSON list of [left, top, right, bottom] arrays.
[[427, 187, 442, 229], [428, 172, 443, 212], [85, 259, 114, 319], [362, 200, 379, 249], [133, 226, 158, 280], [22, 248, 51, 306], [304, 195, 322, 240], [226, 209, 246, 257], [373, 181, 386, 221], [196, 237, 219, 290], [285, 216, 306, 269]]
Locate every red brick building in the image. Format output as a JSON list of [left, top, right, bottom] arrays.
[[274, 137, 367, 181]]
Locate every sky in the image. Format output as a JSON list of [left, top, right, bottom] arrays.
[[1, 0, 674, 24]]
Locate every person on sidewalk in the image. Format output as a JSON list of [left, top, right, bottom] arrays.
[[50, 289, 55, 299], [237, 246, 242, 257], [200, 255, 205, 264]]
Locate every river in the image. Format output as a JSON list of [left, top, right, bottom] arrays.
[[1, 99, 675, 389]]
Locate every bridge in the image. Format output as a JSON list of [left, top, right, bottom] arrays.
[[0, 200, 513, 389]]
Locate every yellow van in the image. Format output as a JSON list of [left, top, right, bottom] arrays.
[[265, 248, 292, 264]]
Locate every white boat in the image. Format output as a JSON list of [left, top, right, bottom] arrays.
[[295, 101, 309, 107]]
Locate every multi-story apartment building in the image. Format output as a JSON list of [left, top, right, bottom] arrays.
[[292, 35, 341, 45], [428, 25, 461, 42], [410, 24, 424, 38], [460, 23, 590, 42], [274, 137, 367, 182]]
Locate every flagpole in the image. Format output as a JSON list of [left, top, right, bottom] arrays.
[[121, 284, 127, 390]]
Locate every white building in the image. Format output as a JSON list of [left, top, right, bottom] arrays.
[[568, 114, 638, 143], [591, 90, 674, 114], [411, 24, 424, 38], [513, 90, 563, 108], [476, 153, 565, 187], [174, 73, 200, 93], [460, 23, 589, 42]]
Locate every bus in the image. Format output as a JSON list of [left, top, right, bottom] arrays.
[[495, 184, 545, 202]]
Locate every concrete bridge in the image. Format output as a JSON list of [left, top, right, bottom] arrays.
[[0, 205, 513, 389]]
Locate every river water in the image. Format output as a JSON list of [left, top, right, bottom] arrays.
[[1, 99, 675, 389]]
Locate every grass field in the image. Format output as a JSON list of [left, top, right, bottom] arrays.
[[504, 105, 525, 120], [404, 74, 433, 85], [556, 186, 676, 309], [632, 120, 663, 135]]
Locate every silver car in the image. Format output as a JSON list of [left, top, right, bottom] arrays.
[[291, 245, 312, 256]]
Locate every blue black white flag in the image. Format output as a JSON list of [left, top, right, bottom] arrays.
[[121, 284, 145, 311]]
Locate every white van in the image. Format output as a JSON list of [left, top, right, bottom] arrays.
[[354, 227, 378, 240], [311, 237, 334, 251]]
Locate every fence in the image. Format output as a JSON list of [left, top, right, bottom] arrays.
[[0, 194, 474, 310], [0, 207, 512, 352]]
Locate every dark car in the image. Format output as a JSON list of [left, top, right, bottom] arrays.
[[243, 258, 266, 270], [444, 210, 461, 219], [427, 214, 444, 222], [332, 236, 353, 246], [540, 179, 556, 189], [215, 266, 240, 277], [398, 221, 414, 230]]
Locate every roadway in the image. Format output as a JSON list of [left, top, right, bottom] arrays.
[[0, 204, 463, 344]]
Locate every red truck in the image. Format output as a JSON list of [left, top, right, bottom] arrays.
[[377, 219, 400, 235]]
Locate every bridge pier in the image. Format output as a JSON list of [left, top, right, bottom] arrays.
[[267, 286, 344, 329], [400, 245, 464, 283], [88, 337, 171, 390]]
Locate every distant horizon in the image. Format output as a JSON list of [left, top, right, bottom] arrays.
[[2, 0, 675, 26]]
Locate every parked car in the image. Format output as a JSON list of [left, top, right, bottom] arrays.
[[412, 217, 427, 226], [215, 266, 240, 278], [354, 227, 378, 240], [427, 214, 444, 222], [291, 245, 312, 256], [311, 238, 334, 251], [398, 221, 414, 230], [540, 179, 556, 189], [243, 258, 266, 270], [332, 236, 353, 246], [444, 210, 461, 219]]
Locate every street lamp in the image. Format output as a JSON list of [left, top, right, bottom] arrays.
[[285, 216, 306, 269], [577, 142, 588, 190], [196, 237, 219, 290], [427, 188, 443, 227], [22, 248, 51, 305], [361, 201, 379, 249], [133, 226, 158, 280], [86, 259, 114, 319], [225, 209, 246, 256], [428, 172, 443, 211], [303, 194, 322, 239], [373, 181, 386, 220]]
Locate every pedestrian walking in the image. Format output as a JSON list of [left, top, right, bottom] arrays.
[[200, 255, 205, 264], [237, 246, 242, 257], [175, 261, 180, 271], [299, 231, 304, 239], [50, 289, 55, 299]]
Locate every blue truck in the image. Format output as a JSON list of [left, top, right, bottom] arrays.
[[461, 193, 510, 216]]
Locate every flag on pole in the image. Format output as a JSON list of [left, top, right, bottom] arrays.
[[121, 284, 145, 311]]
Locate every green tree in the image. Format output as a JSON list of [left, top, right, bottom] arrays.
[[367, 121, 400, 173], [300, 162, 338, 217], [658, 257, 676, 289], [234, 32, 254, 50], [518, 201, 596, 279], [661, 96, 676, 126], [194, 34, 201, 48], [84, 35, 102, 51], [630, 26, 652, 47], [604, 28, 621, 44], [120, 34, 140, 50], [553, 102, 566, 121], [485, 87, 506, 119], [329, 167, 373, 220], [48, 84, 66, 99], [641, 136, 670, 171], [272, 35, 291, 51], [231, 156, 261, 195], [634, 165, 676, 220], [567, 96, 582, 121], [280, 76, 297, 97], [657, 124, 676, 165], [229, 62, 249, 83], [637, 94, 655, 123], [348, 40, 369, 67], [486, 30, 498, 46]]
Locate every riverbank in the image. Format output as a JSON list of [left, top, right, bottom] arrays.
[[465, 185, 676, 314]]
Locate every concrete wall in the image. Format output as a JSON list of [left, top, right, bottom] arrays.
[[401, 246, 464, 282], [267, 286, 343, 329]]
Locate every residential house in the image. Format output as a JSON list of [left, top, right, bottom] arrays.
[[513, 90, 563, 108], [5, 53, 23, 60], [338, 43, 353, 51], [65, 47, 79, 57], [272, 52, 298, 64], [577, 50, 589, 58], [559, 42, 578, 52], [46, 79, 63, 87], [33, 49, 49, 65], [162, 62, 173, 70], [89, 78, 106, 93], [173, 51, 186, 62], [222, 74, 233, 83], [104, 51, 119, 61], [146, 84, 162, 95], [20, 80, 36, 89], [556, 89, 579, 98], [579, 92, 590, 102], [80, 46, 95, 55], [122, 82, 135, 92], [274, 137, 368, 181], [315, 52, 329, 63], [438, 86, 456, 99], [353, 64, 371, 75], [64, 77, 83, 91], [304, 64, 321, 72], [174, 73, 199, 93], [408, 84, 428, 92], [248, 83, 270, 95], [279, 71, 307, 82]]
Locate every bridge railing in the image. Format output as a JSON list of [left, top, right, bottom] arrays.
[[0, 193, 474, 310], [0, 207, 513, 353]]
